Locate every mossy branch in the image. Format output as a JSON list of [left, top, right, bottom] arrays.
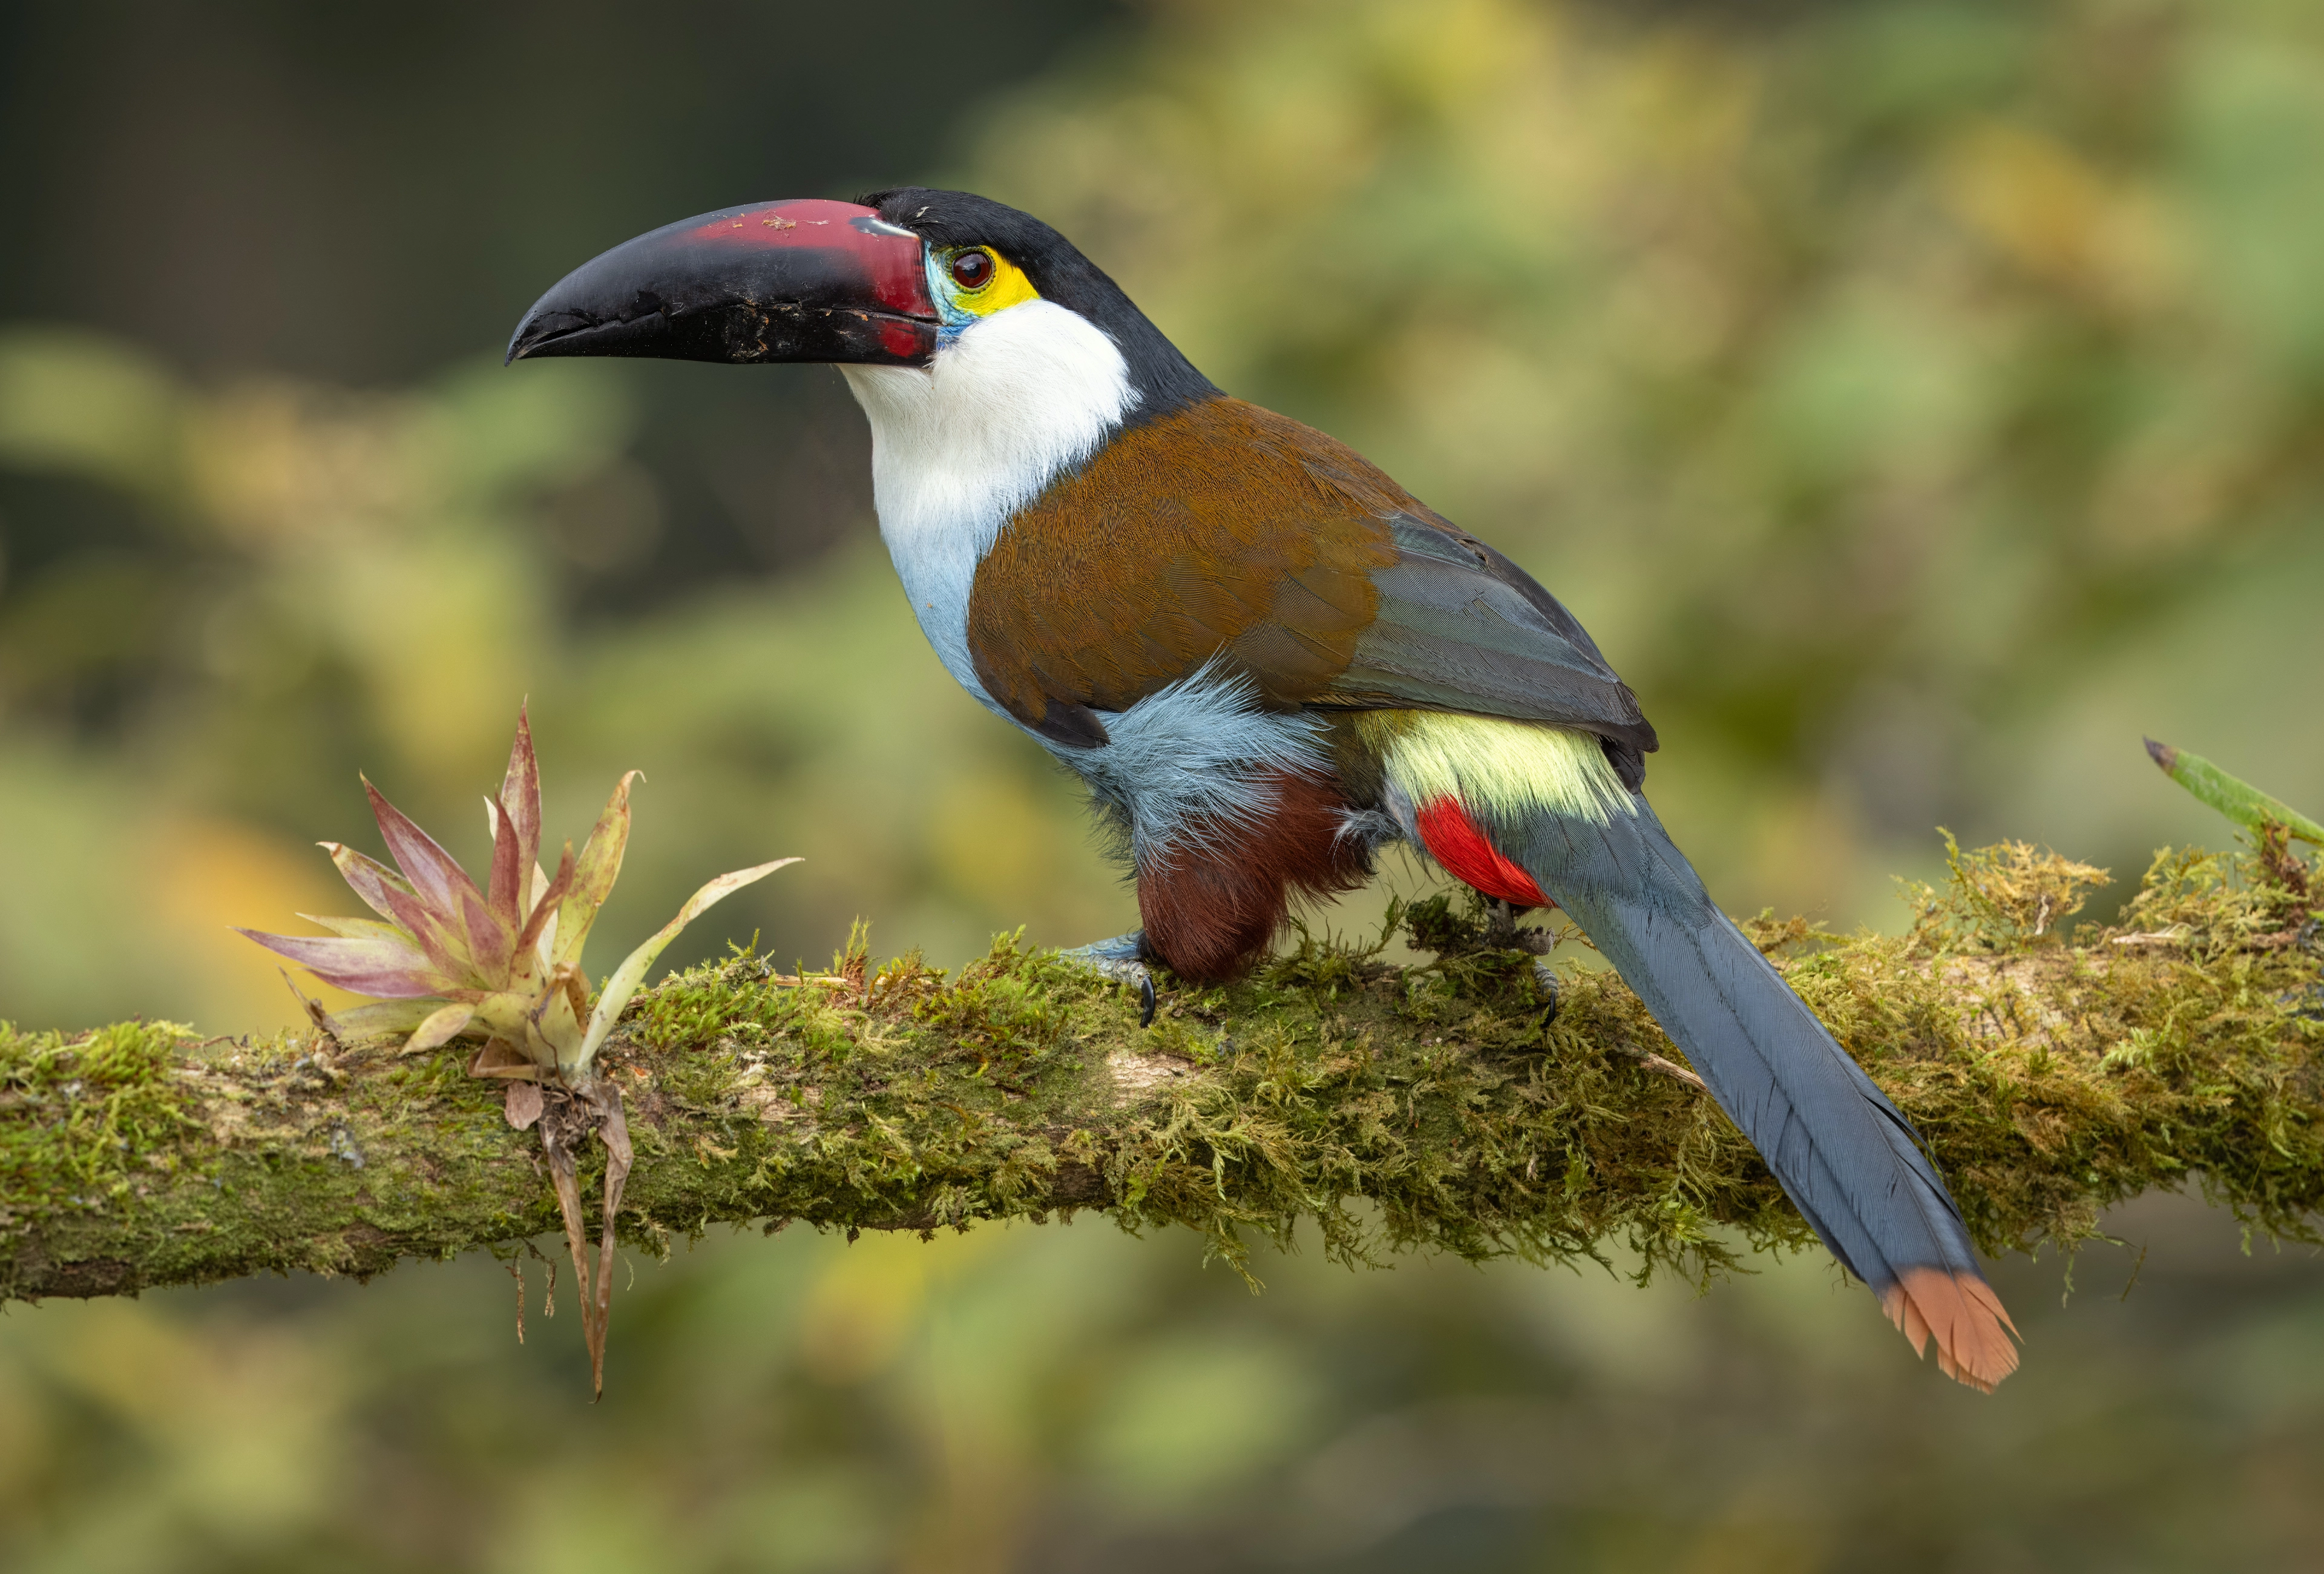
[[3, 840, 2319, 1304]]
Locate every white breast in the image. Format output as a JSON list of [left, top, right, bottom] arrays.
[[840, 301, 1135, 706], [841, 305, 1334, 868]]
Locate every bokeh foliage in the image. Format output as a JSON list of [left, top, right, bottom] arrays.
[[1, 0, 2323, 1568], [973, 0, 2324, 917]]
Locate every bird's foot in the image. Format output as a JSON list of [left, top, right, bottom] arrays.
[[1534, 958, 1560, 1029], [1060, 930, 1157, 1027], [1485, 897, 1556, 955]]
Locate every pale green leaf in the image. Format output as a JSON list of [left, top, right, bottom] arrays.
[[404, 1003, 478, 1054], [295, 913, 406, 943], [553, 771, 638, 970], [324, 999, 441, 1042], [569, 858, 799, 1075], [2147, 739, 2324, 845]]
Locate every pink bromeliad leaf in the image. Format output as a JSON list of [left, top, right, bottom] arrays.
[[501, 705, 542, 891], [243, 705, 795, 1093], [233, 929, 450, 998], [485, 796, 560, 969], [461, 881, 516, 986], [364, 777, 485, 932], [324, 843, 415, 923], [363, 864, 476, 985], [486, 789, 525, 933]]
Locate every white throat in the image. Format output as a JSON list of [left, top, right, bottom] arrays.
[[841, 301, 1135, 700]]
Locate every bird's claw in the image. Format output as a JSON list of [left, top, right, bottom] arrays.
[[1062, 932, 1158, 1027], [1534, 958, 1560, 1029]]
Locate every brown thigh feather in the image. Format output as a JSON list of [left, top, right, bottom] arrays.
[[1137, 768, 1370, 983]]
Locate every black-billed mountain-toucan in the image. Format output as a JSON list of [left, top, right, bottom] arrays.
[[508, 189, 2018, 1390]]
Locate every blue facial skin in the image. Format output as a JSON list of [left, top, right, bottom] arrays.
[[925, 249, 980, 344]]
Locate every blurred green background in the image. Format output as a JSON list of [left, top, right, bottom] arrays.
[[4, 0, 2323, 1567]]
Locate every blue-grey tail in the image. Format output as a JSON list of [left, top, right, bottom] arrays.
[[1511, 799, 2019, 1391]]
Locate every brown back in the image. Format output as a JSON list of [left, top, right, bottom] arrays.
[[966, 397, 1403, 731]]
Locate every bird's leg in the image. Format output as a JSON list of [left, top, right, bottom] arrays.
[[1060, 930, 1157, 1027], [1483, 897, 1556, 955], [1479, 898, 1563, 1027], [1534, 960, 1560, 1027]]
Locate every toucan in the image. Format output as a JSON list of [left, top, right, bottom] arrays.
[[508, 189, 2018, 1390]]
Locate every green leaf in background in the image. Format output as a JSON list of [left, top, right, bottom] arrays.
[[2145, 738, 2324, 845]]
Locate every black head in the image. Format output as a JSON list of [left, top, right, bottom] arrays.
[[861, 186, 1218, 423], [506, 187, 1219, 427]]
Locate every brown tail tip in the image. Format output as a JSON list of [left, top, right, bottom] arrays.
[[1881, 1267, 2021, 1393], [2144, 736, 2178, 773]]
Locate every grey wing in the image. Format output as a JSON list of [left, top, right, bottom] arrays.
[[1322, 513, 1659, 787]]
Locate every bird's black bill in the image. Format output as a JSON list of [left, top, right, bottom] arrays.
[[506, 199, 937, 367]]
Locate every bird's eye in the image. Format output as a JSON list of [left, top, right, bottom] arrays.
[[950, 249, 996, 291]]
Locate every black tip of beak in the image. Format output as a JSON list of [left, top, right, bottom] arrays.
[[504, 312, 562, 364], [504, 199, 938, 370], [504, 301, 669, 364]]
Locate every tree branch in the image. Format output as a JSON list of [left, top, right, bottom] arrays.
[[3, 841, 2319, 1302]]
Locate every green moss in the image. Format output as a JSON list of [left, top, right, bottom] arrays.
[[0, 1019, 202, 1210], [0, 840, 2317, 1303]]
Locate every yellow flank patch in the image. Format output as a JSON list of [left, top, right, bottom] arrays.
[[1354, 710, 1635, 826], [954, 250, 1041, 317]]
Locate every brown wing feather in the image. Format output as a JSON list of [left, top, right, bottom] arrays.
[[967, 394, 1656, 782], [966, 398, 1400, 731]]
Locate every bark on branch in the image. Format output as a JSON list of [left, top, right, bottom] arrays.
[[2, 841, 2319, 1303]]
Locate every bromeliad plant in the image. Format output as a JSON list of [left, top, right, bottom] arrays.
[[241, 707, 793, 1394]]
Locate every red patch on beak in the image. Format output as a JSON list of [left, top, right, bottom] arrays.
[[681, 199, 930, 318], [1415, 797, 1549, 907], [878, 317, 928, 360]]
